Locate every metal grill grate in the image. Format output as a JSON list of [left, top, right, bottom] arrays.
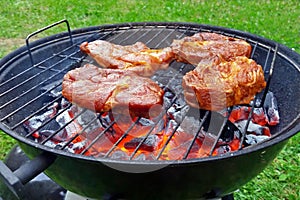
[[0, 21, 279, 161]]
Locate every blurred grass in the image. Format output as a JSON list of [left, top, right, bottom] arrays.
[[0, 0, 299, 199], [1, 0, 300, 52]]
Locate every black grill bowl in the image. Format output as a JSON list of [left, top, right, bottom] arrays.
[[0, 22, 299, 199]]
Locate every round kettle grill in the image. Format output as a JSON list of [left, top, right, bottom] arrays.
[[0, 20, 299, 199]]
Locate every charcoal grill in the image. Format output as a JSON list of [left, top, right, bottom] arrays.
[[0, 20, 299, 200]]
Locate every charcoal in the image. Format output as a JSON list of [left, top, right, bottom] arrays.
[[245, 134, 270, 145], [235, 120, 270, 136], [124, 135, 159, 152], [168, 104, 190, 123], [214, 145, 231, 154], [41, 80, 62, 98], [138, 118, 155, 126], [178, 116, 202, 135], [110, 150, 129, 160], [133, 153, 155, 161], [263, 91, 280, 125], [252, 107, 268, 126]]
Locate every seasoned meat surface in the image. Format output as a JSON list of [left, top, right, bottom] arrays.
[[62, 64, 164, 118], [182, 56, 266, 111], [171, 32, 252, 66], [80, 40, 174, 77]]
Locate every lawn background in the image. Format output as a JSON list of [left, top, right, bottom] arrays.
[[0, 1, 299, 199]]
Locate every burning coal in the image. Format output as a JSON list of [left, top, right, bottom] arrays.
[[23, 83, 279, 161]]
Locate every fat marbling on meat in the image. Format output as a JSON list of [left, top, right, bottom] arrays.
[[182, 56, 266, 111], [170, 32, 252, 66]]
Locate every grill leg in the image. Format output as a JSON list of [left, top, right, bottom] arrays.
[[222, 194, 234, 200], [1, 145, 66, 200]]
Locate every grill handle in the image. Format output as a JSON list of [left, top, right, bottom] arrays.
[[26, 19, 73, 66], [0, 152, 56, 200]]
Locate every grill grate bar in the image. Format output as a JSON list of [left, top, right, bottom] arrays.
[[102, 117, 141, 158], [79, 26, 120, 44], [36, 49, 84, 73], [238, 98, 257, 149], [12, 94, 64, 131], [109, 25, 150, 44], [56, 53, 85, 63], [128, 104, 172, 160], [0, 45, 81, 99], [113, 26, 160, 47], [154, 119, 181, 160], [250, 42, 258, 58], [208, 111, 232, 156], [174, 26, 197, 39], [128, 62, 187, 160], [0, 65, 36, 89], [140, 26, 171, 45], [25, 102, 72, 138], [237, 44, 278, 148], [152, 62, 190, 160], [40, 108, 87, 145], [0, 51, 80, 122], [258, 44, 278, 107], [0, 66, 51, 106], [160, 26, 192, 45], [0, 42, 81, 91], [183, 111, 210, 159], [80, 119, 117, 156], [56, 110, 99, 151]]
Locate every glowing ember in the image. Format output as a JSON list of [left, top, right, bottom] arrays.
[[23, 87, 279, 160]]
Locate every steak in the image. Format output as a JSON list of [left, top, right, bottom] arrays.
[[62, 64, 164, 118], [182, 56, 266, 111], [80, 40, 174, 77], [171, 32, 252, 66]]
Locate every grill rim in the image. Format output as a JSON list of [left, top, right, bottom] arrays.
[[0, 21, 299, 165]]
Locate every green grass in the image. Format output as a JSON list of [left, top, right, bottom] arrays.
[[1, 0, 300, 52], [0, 0, 299, 199]]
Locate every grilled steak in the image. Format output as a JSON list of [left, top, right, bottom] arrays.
[[171, 32, 252, 66], [182, 56, 266, 111], [80, 40, 174, 77], [62, 64, 164, 118]]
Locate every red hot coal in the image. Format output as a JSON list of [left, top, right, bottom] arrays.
[[23, 86, 279, 161]]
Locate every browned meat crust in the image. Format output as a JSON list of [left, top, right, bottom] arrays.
[[171, 32, 252, 66], [80, 40, 174, 77], [62, 64, 164, 118], [182, 56, 266, 111]]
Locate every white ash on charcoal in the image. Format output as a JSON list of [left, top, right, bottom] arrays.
[[177, 116, 203, 136], [110, 150, 130, 160], [23, 102, 59, 141], [227, 91, 280, 146], [262, 91, 280, 125], [76, 109, 102, 132], [23, 100, 87, 153], [152, 67, 184, 95], [167, 102, 190, 124], [245, 134, 270, 145], [41, 80, 63, 98], [249, 91, 280, 125], [133, 152, 156, 161], [234, 120, 270, 136], [124, 134, 161, 152]]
